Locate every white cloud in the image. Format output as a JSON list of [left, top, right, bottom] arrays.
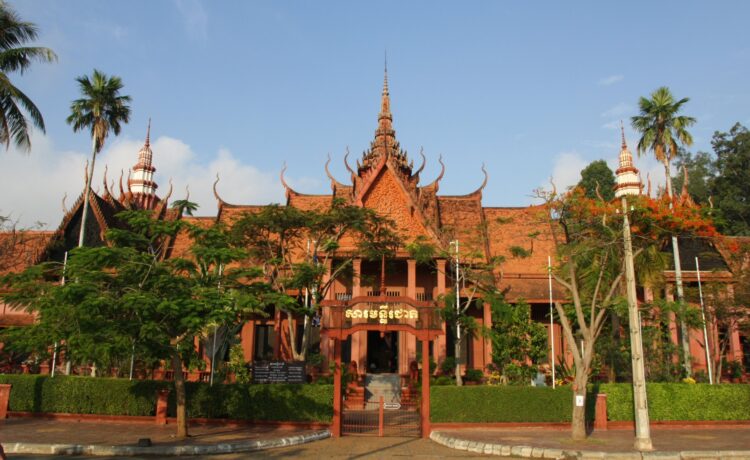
[[0, 132, 315, 229], [173, 0, 208, 43], [598, 75, 624, 86], [549, 151, 588, 192], [600, 103, 632, 119]]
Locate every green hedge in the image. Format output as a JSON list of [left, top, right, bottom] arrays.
[[170, 382, 333, 422], [597, 383, 750, 422], [431, 383, 750, 423], [431, 385, 573, 423], [0, 374, 166, 416], [0, 375, 333, 422]]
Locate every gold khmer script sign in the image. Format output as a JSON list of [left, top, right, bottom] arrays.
[[345, 304, 419, 324]]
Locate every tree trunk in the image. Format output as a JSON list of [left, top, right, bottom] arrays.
[[287, 311, 299, 360], [664, 158, 692, 377], [170, 349, 188, 439], [571, 370, 589, 440], [454, 328, 463, 386], [78, 138, 98, 248]]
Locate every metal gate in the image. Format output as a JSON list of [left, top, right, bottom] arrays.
[[342, 396, 420, 437]]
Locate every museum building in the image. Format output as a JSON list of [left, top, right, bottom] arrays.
[[0, 71, 748, 381]]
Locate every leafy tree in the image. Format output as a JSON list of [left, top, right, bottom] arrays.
[[709, 123, 750, 236], [1, 209, 267, 438], [577, 160, 615, 201], [631, 86, 696, 376], [671, 149, 715, 205], [544, 187, 714, 440], [487, 297, 547, 385], [66, 69, 131, 248], [0, 2, 56, 151], [230, 200, 400, 361]]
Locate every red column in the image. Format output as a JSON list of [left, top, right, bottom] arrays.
[[483, 301, 492, 369], [155, 389, 170, 425], [421, 338, 431, 438], [240, 321, 255, 363], [435, 259, 447, 367], [594, 393, 608, 431], [332, 338, 342, 437], [0, 384, 11, 419]]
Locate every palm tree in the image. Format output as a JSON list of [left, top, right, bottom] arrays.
[[631, 86, 696, 376], [0, 1, 56, 151], [67, 69, 131, 247], [631, 87, 696, 199]]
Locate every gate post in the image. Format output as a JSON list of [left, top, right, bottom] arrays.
[[332, 338, 342, 437], [378, 396, 384, 437], [421, 338, 431, 438]]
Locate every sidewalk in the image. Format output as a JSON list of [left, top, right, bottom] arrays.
[[0, 418, 329, 456], [431, 426, 750, 459]]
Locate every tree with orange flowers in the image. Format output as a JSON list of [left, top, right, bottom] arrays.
[[544, 186, 715, 440]]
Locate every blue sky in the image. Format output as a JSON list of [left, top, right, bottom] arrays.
[[2, 0, 749, 227]]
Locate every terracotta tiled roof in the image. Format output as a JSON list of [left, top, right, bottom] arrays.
[[167, 216, 215, 259], [288, 193, 332, 212], [437, 195, 486, 259], [0, 230, 54, 275]]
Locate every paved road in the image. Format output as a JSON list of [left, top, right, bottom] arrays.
[[10, 437, 511, 459]]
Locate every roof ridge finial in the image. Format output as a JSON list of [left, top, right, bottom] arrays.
[[620, 120, 627, 150], [383, 50, 389, 96], [145, 117, 151, 147]]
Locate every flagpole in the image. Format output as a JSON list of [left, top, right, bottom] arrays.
[[695, 257, 713, 384], [547, 255, 555, 388], [52, 251, 69, 378]]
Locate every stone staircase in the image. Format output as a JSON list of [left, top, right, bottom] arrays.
[[364, 373, 401, 409]]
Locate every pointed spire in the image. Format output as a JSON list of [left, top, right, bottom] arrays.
[[145, 117, 151, 147], [614, 122, 642, 198], [380, 59, 391, 120]]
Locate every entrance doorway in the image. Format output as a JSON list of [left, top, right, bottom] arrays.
[[367, 331, 398, 373]]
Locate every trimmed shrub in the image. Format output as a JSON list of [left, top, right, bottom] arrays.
[[431, 385, 573, 422], [0, 374, 166, 416], [598, 383, 750, 422], [0, 374, 333, 422], [170, 382, 333, 422]]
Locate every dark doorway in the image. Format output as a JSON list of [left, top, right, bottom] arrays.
[[367, 331, 398, 373]]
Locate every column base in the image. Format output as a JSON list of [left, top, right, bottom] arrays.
[[634, 437, 653, 451]]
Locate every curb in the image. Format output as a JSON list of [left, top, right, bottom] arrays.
[[4, 429, 331, 456], [429, 430, 750, 459]]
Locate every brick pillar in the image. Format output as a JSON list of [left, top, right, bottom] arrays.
[[332, 339, 342, 437], [352, 258, 362, 297], [0, 384, 11, 419], [155, 389, 170, 425], [483, 301, 492, 369], [240, 321, 255, 363], [350, 259, 366, 370], [435, 259, 447, 368], [594, 393, 608, 431], [421, 338, 431, 438], [407, 259, 416, 299]]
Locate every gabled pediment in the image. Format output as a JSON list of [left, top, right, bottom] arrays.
[[359, 162, 442, 245]]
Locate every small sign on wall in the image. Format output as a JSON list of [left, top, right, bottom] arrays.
[[575, 395, 585, 407]]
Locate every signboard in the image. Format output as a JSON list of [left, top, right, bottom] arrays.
[[345, 303, 418, 325], [252, 361, 306, 384], [384, 402, 401, 410]]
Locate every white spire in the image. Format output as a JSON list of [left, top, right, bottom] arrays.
[[614, 121, 642, 198]]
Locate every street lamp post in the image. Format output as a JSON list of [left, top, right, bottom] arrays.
[[621, 196, 653, 451]]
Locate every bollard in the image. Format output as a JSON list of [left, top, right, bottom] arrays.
[[0, 384, 10, 420], [594, 393, 608, 431], [155, 389, 170, 425]]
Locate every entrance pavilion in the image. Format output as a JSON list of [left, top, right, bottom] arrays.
[[320, 295, 443, 438]]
